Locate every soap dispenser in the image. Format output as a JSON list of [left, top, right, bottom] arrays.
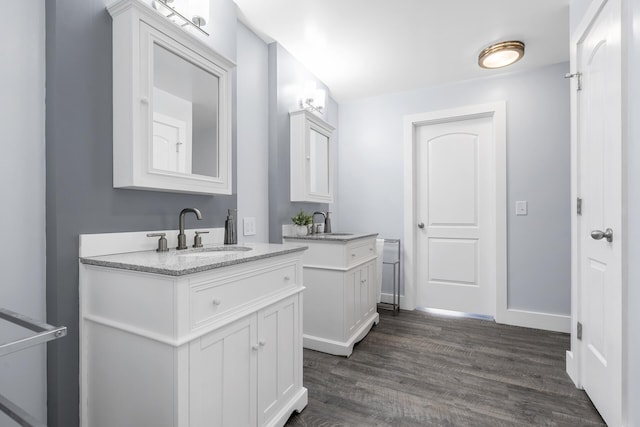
[[224, 209, 237, 244], [324, 211, 332, 234]]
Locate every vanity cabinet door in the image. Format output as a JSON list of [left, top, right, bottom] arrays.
[[362, 261, 377, 319], [189, 315, 257, 427], [257, 295, 300, 426], [345, 269, 362, 337]]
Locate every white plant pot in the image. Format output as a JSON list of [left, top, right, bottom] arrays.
[[295, 225, 308, 236]]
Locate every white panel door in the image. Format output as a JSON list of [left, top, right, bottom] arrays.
[[152, 112, 187, 173], [577, 0, 622, 424], [416, 116, 495, 316]]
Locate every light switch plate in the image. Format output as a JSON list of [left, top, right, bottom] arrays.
[[516, 201, 528, 216], [243, 217, 256, 236]]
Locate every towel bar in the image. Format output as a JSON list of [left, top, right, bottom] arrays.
[[378, 238, 401, 315], [0, 307, 67, 426]]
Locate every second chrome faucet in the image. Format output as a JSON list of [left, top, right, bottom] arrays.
[[177, 208, 202, 250]]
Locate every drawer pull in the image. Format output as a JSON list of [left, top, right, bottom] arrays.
[[351, 253, 356, 257], [284, 276, 291, 281], [369, 248, 373, 252], [212, 299, 222, 306]]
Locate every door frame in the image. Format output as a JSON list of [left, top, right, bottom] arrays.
[[402, 102, 507, 321], [566, 0, 626, 424]]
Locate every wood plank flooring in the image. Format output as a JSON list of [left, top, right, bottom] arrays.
[[286, 309, 605, 426]]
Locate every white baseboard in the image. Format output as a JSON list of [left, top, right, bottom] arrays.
[[497, 308, 571, 333], [379, 292, 408, 309]]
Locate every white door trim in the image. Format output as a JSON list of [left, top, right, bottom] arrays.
[[403, 102, 507, 321]]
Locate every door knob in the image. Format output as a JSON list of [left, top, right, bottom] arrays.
[[417, 222, 425, 229], [591, 228, 613, 243]]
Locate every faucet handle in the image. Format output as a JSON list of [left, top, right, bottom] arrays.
[[147, 233, 168, 252], [193, 231, 210, 248]]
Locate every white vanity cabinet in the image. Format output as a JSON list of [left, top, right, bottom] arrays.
[[80, 247, 307, 427], [282, 234, 379, 357], [289, 110, 335, 203]]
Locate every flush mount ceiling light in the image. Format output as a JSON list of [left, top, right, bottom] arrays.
[[478, 41, 525, 69]]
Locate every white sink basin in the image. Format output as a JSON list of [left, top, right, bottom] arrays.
[[178, 246, 252, 258]]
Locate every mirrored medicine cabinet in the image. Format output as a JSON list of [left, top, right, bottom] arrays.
[[108, 0, 234, 195], [290, 110, 335, 203]]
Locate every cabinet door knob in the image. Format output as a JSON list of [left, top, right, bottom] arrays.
[[284, 275, 290, 281], [140, 97, 149, 105], [259, 340, 266, 347], [212, 299, 221, 306], [251, 344, 259, 351]]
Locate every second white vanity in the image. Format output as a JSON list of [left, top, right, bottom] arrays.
[[79, 231, 307, 427], [283, 233, 379, 357]]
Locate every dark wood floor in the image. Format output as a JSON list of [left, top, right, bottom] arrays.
[[286, 309, 605, 426]]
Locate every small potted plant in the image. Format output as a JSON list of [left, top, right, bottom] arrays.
[[291, 210, 312, 236]]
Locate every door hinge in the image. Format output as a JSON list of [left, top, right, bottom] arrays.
[[577, 197, 582, 215], [565, 72, 582, 91], [577, 321, 583, 340]]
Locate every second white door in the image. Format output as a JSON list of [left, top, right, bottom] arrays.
[[416, 116, 496, 316]]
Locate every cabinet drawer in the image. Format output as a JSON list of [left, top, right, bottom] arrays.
[[347, 240, 376, 266], [191, 264, 297, 330]]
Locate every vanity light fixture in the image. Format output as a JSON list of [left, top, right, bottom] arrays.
[[478, 40, 525, 69], [299, 87, 326, 114], [153, 0, 209, 36], [190, 0, 209, 28]]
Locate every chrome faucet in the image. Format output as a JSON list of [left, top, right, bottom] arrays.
[[177, 208, 202, 250], [311, 211, 326, 234]]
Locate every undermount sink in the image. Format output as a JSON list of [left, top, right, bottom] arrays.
[[178, 246, 253, 258]]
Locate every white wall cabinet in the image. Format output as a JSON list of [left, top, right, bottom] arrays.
[[108, 0, 234, 195], [80, 253, 307, 427], [289, 110, 335, 203], [283, 235, 379, 356]]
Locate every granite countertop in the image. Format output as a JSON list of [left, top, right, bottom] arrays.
[[80, 243, 307, 276], [282, 232, 378, 242]]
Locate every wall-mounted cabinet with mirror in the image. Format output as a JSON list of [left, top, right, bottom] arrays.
[[108, 0, 234, 195], [290, 110, 335, 203]]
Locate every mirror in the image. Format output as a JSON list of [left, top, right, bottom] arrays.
[[289, 109, 334, 203], [152, 43, 219, 178], [108, 0, 235, 195], [309, 128, 330, 195]]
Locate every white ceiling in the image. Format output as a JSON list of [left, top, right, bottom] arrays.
[[233, 0, 570, 102]]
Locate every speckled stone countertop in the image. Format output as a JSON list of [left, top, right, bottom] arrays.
[[282, 232, 378, 242], [80, 243, 307, 276]]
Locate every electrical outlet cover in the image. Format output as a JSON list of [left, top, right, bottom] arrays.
[[243, 217, 256, 236]]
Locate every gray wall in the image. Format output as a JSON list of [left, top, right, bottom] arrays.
[[267, 43, 339, 242], [45, 1, 237, 425], [0, 1, 47, 424], [236, 23, 270, 243], [337, 62, 571, 316]]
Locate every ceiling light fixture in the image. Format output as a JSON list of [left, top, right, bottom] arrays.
[[478, 41, 525, 69]]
